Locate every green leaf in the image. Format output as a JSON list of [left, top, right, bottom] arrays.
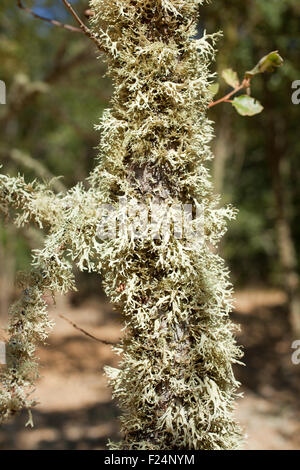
[[232, 95, 264, 116], [245, 51, 283, 78], [222, 68, 240, 88], [208, 83, 219, 98]]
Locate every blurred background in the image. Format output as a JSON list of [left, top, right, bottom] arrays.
[[0, 0, 299, 449]]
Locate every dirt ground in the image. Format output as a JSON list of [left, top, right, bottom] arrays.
[[0, 288, 299, 450]]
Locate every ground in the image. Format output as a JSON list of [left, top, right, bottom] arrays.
[[0, 289, 299, 450]]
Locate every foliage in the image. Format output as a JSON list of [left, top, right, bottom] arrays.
[[232, 95, 263, 117], [206, 0, 299, 285], [211, 51, 282, 116]]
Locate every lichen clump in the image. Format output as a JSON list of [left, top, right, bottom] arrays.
[[0, 0, 243, 449], [89, 0, 243, 449]]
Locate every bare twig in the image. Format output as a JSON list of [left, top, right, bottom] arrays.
[[17, 1, 104, 52], [17, 0, 82, 33], [61, 0, 104, 51], [58, 313, 117, 346]]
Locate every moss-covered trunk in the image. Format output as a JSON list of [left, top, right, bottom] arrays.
[[89, 0, 243, 449]]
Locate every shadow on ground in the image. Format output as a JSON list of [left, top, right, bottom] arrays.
[[0, 290, 299, 449], [232, 292, 300, 448], [0, 401, 120, 450], [233, 300, 300, 408]]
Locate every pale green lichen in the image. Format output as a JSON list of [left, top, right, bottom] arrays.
[[88, 0, 243, 449], [0, 0, 244, 449]]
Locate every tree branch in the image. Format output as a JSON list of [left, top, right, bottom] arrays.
[[58, 313, 118, 346], [17, 1, 106, 56], [0, 170, 62, 229], [17, 0, 82, 33], [61, 0, 104, 52], [208, 78, 251, 109]]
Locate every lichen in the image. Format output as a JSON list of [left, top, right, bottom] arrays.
[[0, 0, 244, 449]]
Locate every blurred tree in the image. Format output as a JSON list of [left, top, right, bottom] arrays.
[[206, 0, 300, 333], [0, 0, 111, 308]]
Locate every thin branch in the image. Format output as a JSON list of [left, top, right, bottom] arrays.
[[208, 78, 251, 109], [17, 0, 82, 33], [61, 0, 104, 51], [58, 313, 118, 346]]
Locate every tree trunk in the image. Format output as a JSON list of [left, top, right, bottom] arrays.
[[265, 108, 300, 335], [213, 114, 232, 196], [90, 0, 243, 449]]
